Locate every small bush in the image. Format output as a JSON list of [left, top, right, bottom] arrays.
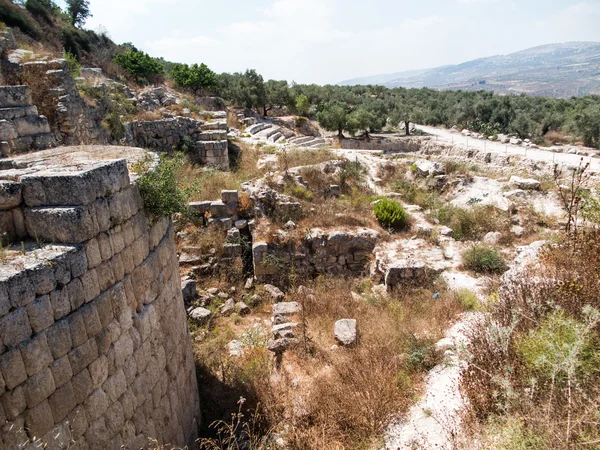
[[114, 48, 164, 84], [455, 289, 479, 310], [284, 184, 313, 201], [374, 198, 410, 230], [63, 51, 81, 76], [136, 154, 189, 220], [462, 245, 506, 274]]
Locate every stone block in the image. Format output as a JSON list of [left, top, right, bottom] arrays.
[[81, 303, 102, 337], [88, 355, 108, 389], [68, 405, 89, 438], [84, 417, 110, 450], [0, 105, 37, 120], [20, 332, 53, 376], [209, 200, 228, 218], [24, 205, 99, 244], [103, 369, 126, 403], [85, 238, 102, 269], [26, 399, 54, 439], [0, 86, 33, 108], [71, 368, 93, 404], [0, 348, 27, 389], [68, 338, 98, 375], [1, 385, 26, 420], [49, 380, 77, 424], [68, 248, 88, 278], [24, 367, 55, 408], [221, 190, 238, 203], [26, 294, 54, 332], [85, 388, 109, 422], [0, 180, 22, 210], [13, 115, 51, 136], [5, 270, 35, 308], [0, 307, 32, 348], [50, 355, 72, 389], [80, 269, 100, 303], [20, 159, 130, 207], [46, 319, 72, 359]]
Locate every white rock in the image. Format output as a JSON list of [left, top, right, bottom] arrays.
[[483, 231, 502, 245], [334, 319, 358, 346], [510, 176, 540, 190], [189, 307, 212, 324]]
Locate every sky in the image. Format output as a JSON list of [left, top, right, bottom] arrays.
[[55, 0, 600, 84]]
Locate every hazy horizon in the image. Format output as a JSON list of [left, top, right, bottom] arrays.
[[55, 0, 600, 84]]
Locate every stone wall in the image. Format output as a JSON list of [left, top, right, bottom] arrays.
[[339, 136, 422, 152], [252, 228, 378, 281], [125, 116, 229, 168], [0, 148, 200, 449]]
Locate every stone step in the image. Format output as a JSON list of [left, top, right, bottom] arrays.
[[201, 121, 227, 131], [197, 130, 227, 141], [275, 134, 286, 143], [246, 123, 271, 135], [264, 127, 281, 139], [268, 132, 283, 143], [306, 140, 327, 148], [9, 132, 56, 153], [0, 105, 38, 120], [289, 135, 315, 145], [0, 85, 32, 108]]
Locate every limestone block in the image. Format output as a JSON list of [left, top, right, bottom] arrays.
[[20, 159, 130, 207], [50, 355, 73, 389], [0, 105, 38, 120], [0, 120, 18, 140], [2, 385, 27, 420], [0, 348, 28, 389], [0, 86, 33, 108], [46, 319, 72, 359], [4, 269, 35, 309], [24, 205, 99, 244], [25, 399, 55, 439], [69, 338, 99, 375], [68, 405, 89, 438], [209, 200, 228, 218], [13, 115, 51, 136], [334, 319, 358, 346], [188, 307, 211, 325], [50, 287, 70, 321], [26, 294, 54, 332], [221, 190, 238, 204], [20, 332, 53, 376], [0, 307, 32, 348], [71, 368, 93, 404], [0, 181, 22, 210], [24, 367, 56, 408]]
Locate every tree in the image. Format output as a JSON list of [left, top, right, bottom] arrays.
[[171, 63, 218, 95], [66, 0, 91, 27], [390, 104, 415, 136], [348, 107, 376, 138], [114, 49, 164, 84], [295, 94, 310, 117], [317, 101, 350, 138], [572, 104, 600, 148], [263, 80, 290, 116]]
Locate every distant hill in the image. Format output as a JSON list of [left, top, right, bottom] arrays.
[[338, 42, 600, 97]]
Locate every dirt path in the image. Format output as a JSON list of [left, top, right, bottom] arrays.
[[416, 125, 600, 172]]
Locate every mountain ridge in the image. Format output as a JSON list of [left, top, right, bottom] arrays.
[[338, 42, 600, 97]]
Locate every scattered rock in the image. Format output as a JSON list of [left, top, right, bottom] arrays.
[[264, 284, 285, 302], [511, 225, 525, 237], [483, 231, 502, 245], [510, 176, 541, 190], [244, 277, 254, 290], [415, 160, 446, 177], [235, 301, 250, 315], [220, 299, 235, 316], [350, 291, 363, 302], [217, 292, 229, 299], [284, 220, 297, 230], [273, 302, 300, 316], [235, 220, 248, 230], [189, 307, 212, 325], [438, 226, 453, 237], [207, 288, 219, 295], [228, 340, 244, 357], [181, 278, 197, 304], [272, 322, 299, 339], [267, 338, 298, 354], [334, 319, 358, 346]]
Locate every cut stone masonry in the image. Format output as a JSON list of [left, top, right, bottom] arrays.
[[0, 146, 200, 449]]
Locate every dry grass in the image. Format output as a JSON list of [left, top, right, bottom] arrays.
[[278, 148, 338, 170], [177, 140, 265, 202], [193, 276, 465, 450], [462, 233, 600, 448], [543, 130, 572, 146]]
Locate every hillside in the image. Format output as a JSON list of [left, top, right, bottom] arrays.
[[339, 42, 600, 97]]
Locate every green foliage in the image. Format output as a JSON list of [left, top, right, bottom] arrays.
[[374, 198, 410, 230], [171, 62, 218, 94], [0, 0, 38, 37], [404, 335, 438, 373], [347, 107, 376, 136], [114, 48, 164, 84], [455, 289, 479, 310], [135, 154, 189, 219], [462, 245, 506, 274], [218, 69, 265, 111], [264, 79, 291, 115], [435, 204, 506, 240], [63, 51, 80, 76], [65, 0, 91, 27], [60, 25, 91, 60], [25, 0, 59, 23], [516, 308, 600, 385], [295, 94, 310, 116], [284, 184, 313, 201], [316, 101, 350, 137]]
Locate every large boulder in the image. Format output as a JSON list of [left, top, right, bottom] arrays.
[[509, 176, 541, 191], [414, 160, 446, 177], [189, 307, 212, 325], [181, 278, 198, 305], [334, 319, 358, 346]]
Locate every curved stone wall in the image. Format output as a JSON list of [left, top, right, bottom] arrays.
[[0, 148, 200, 449]]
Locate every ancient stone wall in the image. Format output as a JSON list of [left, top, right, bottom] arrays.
[[252, 228, 378, 281], [125, 116, 229, 168], [0, 149, 200, 449]]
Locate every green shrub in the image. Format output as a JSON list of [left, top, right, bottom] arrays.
[[462, 245, 507, 274], [374, 198, 410, 230], [63, 51, 81, 76], [171, 62, 218, 94], [0, 0, 38, 37], [455, 289, 479, 310], [114, 48, 163, 84], [285, 184, 313, 201], [135, 154, 189, 220]]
